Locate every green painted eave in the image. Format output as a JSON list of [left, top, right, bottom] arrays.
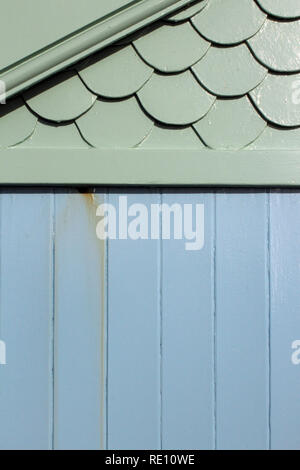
[[0, 0, 195, 100], [0, 149, 299, 186]]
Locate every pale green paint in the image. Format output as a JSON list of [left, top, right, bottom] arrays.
[[0, 98, 37, 148], [192, 44, 267, 97], [0, 0, 193, 100], [256, 0, 300, 19], [166, 0, 208, 22], [0, 1, 298, 157], [247, 127, 300, 150], [137, 71, 215, 125], [0, 0, 299, 186], [76, 98, 153, 148], [248, 20, 300, 73], [78, 45, 153, 99], [194, 97, 266, 150], [251, 74, 300, 127], [18, 121, 89, 148], [0, 149, 300, 186], [192, 0, 266, 45], [140, 125, 204, 148], [134, 22, 210, 73], [24, 71, 96, 122], [0, 0, 133, 71]]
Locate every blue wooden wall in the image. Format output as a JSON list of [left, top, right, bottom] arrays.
[[0, 189, 299, 450]]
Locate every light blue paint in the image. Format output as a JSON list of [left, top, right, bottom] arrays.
[[161, 191, 214, 450], [0, 191, 53, 450], [270, 191, 300, 450], [0, 189, 299, 450], [107, 191, 161, 450], [54, 191, 106, 450], [215, 192, 269, 450]]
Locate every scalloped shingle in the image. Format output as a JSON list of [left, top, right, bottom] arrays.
[[2, 0, 297, 151], [76, 97, 153, 148], [0, 98, 37, 147], [24, 71, 96, 122], [256, 0, 300, 19], [138, 71, 215, 125], [193, 97, 266, 149], [134, 22, 210, 72], [192, 44, 267, 97], [78, 46, 153, 99], [248, 20, 300, 73], [191, 0, 266, 45], [250, 74, 300, 127]]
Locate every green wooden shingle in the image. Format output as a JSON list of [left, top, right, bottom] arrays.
[[20, 121, 89, 148], [248, 20, 300, 73], [191, 0, 266, 45], [0, 0, 297, 150], [250, 75, 300, 127], [0, 98, 37, 148], [78, 46, 153, 99], [137, 71, 215, 125], [193, 97, 266, 150], [256, 0, 300, 19], [0, 0, 299, 184], [192, 44, 267, 97], [133, 22, 210, 72], [24, 71, 96, 122], [76, 98, 153, 148]]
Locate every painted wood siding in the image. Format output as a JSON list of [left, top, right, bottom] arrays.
[[0, 189, 299, 450]]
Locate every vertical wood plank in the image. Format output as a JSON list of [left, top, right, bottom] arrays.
[[161, 191, 215, 450], [270, 191, 300, 450], [215, 191, 269, 450], [0, 190, 54, 450], [54, 190, 106, 450], [107, 191, 161, 450]]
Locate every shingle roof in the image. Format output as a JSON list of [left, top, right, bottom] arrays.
[[1, 0, 300, 150]]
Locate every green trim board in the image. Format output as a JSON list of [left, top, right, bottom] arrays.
[[0, 0, 195, 100], [0, 149, 299, 186]]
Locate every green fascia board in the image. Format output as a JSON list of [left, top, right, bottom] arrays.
[[0, 1, 134, 71], [1, 0, 194, 100], [0, 149, 299, 186]]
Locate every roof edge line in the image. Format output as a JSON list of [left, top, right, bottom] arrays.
[[0, 0, 193, 100]]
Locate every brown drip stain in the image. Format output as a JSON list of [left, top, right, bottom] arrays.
[[80, 188, 107, 450]]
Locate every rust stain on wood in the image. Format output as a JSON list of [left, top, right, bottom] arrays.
[[80, 189, 107, 450]]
